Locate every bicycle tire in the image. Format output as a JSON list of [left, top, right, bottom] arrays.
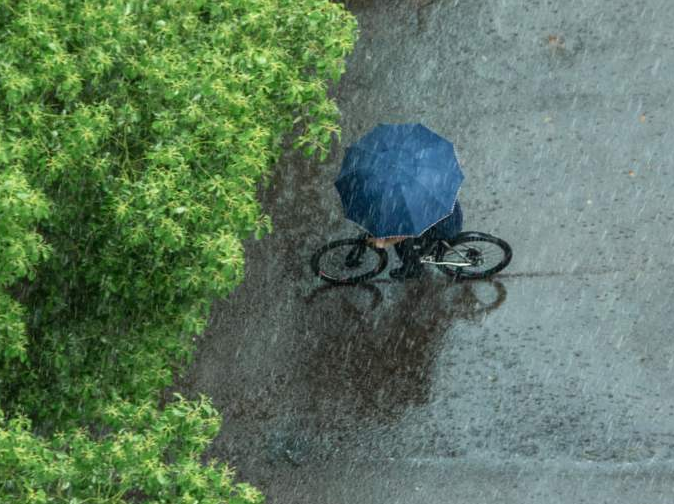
[[311, 238, 388, 285], [434, 231, 512, 279]]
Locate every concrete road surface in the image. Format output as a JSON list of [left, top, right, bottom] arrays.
[[171, 0, 674, 502]]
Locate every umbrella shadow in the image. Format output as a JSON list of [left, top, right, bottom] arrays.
[[299, 276, 507, 426]]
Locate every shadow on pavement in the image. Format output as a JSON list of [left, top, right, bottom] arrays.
[[299, 278, 507, 424]]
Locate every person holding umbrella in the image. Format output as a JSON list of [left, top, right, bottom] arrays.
[[371, 199, 463, 279], [335, 122, 465, 281]]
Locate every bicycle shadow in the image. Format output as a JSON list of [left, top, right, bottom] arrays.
[[298, 276, 507, 426], [304, 275, 507, 319]]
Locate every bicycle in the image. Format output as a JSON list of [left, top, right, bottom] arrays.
[[311, 230, 512, 285]]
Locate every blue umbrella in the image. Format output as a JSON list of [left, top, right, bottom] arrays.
[[335, 122, 464, 239]]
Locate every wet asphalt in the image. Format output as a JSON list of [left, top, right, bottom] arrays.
[[170, 0, 674, 502]]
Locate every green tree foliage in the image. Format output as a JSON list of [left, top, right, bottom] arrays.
[[0, 393, 264, 504], [0, 0, 358, 501], [0, 168, 50, 365]]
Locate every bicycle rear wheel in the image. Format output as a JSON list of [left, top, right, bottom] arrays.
[[434, 232, 512, 279], [311, 238, 388, 285]]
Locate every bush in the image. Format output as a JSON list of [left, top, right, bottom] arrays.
[[0, 0, 357, 428], [0, 168, 50, 366], [0, 393, 264, 504], [0, 0, 358, 501]]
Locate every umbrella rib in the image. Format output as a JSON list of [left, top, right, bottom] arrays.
[[415, 184, 462, 236], [398, 171, 461, 234], [378, 181, 417, 238]]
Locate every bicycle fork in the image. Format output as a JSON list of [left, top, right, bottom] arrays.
[[345, 233, 370, 268]]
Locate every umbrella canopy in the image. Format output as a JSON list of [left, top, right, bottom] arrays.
[[335, 123, 464, 238]]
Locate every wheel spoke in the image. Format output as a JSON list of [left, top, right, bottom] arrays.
[[312, 239, 387, 284], [435, 234, 512, 279]]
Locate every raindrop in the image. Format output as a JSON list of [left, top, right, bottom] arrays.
[[651, 59, 661, 77]]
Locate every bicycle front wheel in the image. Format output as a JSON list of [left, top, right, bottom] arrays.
[[311, 238, 388, 285], [434, 232, 512, 279]]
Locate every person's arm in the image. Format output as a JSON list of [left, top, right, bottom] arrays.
[[366, 236, 406, 249]]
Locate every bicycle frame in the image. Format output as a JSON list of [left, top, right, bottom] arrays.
[[355, 233, 473, 267], [313, 230, 511, 285]]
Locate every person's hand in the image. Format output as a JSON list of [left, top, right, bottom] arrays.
[[367, 236, 406, 249]]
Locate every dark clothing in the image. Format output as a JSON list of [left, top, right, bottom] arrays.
[[393, 200, 463, 272], [429, 199, 463, 241]]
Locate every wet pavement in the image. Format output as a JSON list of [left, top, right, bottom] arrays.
[[170, 0, 674, 502]]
